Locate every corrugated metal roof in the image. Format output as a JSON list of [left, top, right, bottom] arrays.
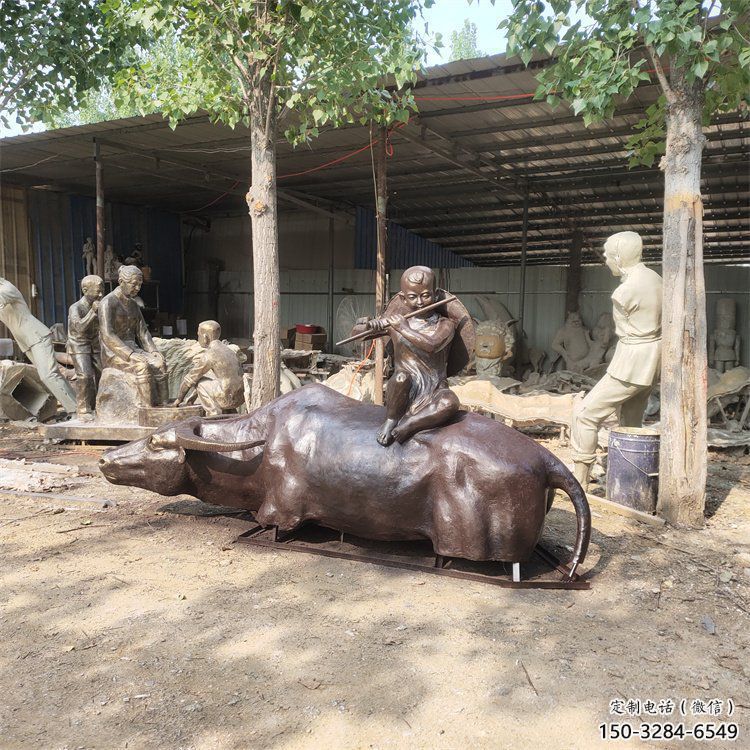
[[1, 51, 747, 265]]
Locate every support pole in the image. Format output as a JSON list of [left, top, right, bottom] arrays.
[[94, 139, 105, 279], [566, 229, 583, 313], [518, 191, 529, 335], [328, 216, 335, 353], [373, 126, 389, 406]]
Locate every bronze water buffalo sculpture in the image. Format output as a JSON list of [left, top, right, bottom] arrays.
[[99, 384, 591, 575]]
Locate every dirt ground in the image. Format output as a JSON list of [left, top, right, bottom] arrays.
[[1, 422, 749, 750]]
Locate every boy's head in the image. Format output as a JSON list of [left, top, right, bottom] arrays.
[[399, 266, 436, 316]]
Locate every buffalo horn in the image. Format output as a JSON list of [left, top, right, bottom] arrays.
[[174, 427, 265, 453]]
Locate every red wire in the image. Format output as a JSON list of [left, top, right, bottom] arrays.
[[188, 180, 241, 212], [186, 72, 665, 208]]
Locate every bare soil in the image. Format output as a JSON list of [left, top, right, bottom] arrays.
[[1, 423, 748, 750]]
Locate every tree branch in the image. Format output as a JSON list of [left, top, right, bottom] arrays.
[[0, 71, 30, 111], [630, 0, 674, 102]]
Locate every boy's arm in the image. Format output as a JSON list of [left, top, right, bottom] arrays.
[[392, 316, 455, 354]]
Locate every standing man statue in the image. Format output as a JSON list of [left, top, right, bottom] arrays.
[[0, 276, 77, 414], [98, 265, 168, 407], [352, 265, 474, 446], [571, 231, 663, 488], [172, 320, 244, 416], [67, 275, 104, 420], [82, 237, 96, 277]]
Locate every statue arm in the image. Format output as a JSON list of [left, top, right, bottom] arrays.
[[69, 305, 97, 336], [136, 314, 158, 353], [99, 300, 135, 360], [394, 317, 455, 354], [176, 353, 210, 403], [350, 318, 387, 342], [550, 329, 566, 357]]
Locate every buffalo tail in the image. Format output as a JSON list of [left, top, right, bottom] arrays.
[[545, 457, 591, 579]]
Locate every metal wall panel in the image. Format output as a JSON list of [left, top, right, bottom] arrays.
[[209, 264, 749, 365], [355, 206, 473, 270], [27, 189, 76, 326], [22, 189, 184, 326], [0, 183, 35, 338]]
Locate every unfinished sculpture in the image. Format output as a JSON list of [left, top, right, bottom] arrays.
[[709, 298, 741, 373], [571, 231, 663, 488], [100, 383, 590, 575], [0, 360, 58, 422], [350, 265, 474, 446], [551, 312, 592, 373], [474, 319, 515, 378], [0, 277, 77, 413], [82, 237, 96, 277], [172, 321, 244, 416], [97, 265, 168, 421], [67, 275, 104, 420], [450, 378, 577, 431], [104, 245, 120, 282]]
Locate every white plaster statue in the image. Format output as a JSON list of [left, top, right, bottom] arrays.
[[709, 298, 740, 373], [82, 237, 96, 277], [474, 319, 516, 378], [104, 245, 120, 282], [578, 312, 617, 373], [571, 231, 663, 488], [172, 320, 244, 416], [551, 311, 592, 373], [0, 277, 77, 413]]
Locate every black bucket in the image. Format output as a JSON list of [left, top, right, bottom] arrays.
[[606, 427, 660, 513]]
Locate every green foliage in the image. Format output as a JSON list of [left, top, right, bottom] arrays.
[[44, 30, 194, 128], [501, 0, 750, 165], [104, 0, 435, 144], [0, 0, 141, 129], [450, 18, 483, 60]]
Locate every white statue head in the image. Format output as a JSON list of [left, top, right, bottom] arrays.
[[603, 231, 643, 277]]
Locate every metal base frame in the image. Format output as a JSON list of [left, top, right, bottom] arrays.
[[236, 525, 590, 590]]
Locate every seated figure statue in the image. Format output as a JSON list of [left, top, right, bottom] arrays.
[[352, 265, 474, 446], [98, 265, 168, 409], [172, 320, 244, 416]]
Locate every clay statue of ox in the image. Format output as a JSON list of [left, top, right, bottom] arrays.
[[99, 384, 591, 575]]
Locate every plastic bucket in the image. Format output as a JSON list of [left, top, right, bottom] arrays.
[[606, 427, 660, 513]]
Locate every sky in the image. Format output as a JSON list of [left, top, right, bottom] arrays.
[[421, 0, 512, 65]]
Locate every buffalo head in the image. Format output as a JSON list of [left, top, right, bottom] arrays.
[[99, 420, 265, 496]]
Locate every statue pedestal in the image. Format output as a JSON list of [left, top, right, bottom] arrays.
[[96, 368, 150, 423], [138, 405, 202, 427]]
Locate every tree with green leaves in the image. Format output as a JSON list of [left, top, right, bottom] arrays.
[[105, 0, 431, 407], [502, 0, 750, 526], [450, 18, 483, 60], [0, 0, 138, 130]]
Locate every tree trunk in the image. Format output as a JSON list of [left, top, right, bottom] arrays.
[[374, 126, 389, 406], [565, 229, 583, 314], [657, 80, 707, 527], [247, 78, 280, 409]]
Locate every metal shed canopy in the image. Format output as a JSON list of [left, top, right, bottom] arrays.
[[1, 51, 747, 266]]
